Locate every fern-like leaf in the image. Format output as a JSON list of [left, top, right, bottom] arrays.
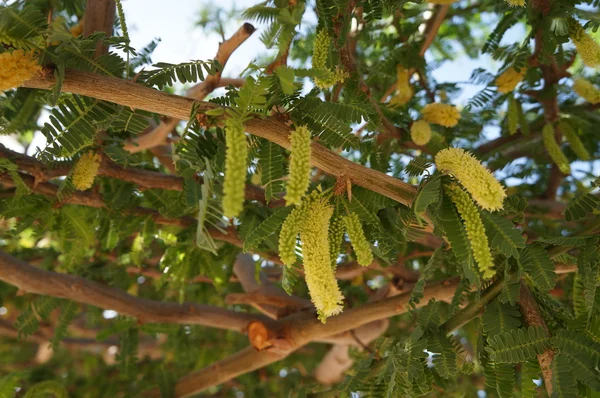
[[139, 60, 220, 89], [50, 300, 79, 350], [258, 139, 285, 202], [243, 206, 293, 252], [481, 211, 526, 258], [563, 193, 600, 222], [482, 299, 521, 338], [519, 244, 557, 291], [486, 326, 550, 363]]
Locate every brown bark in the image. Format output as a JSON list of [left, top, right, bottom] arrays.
[[83, 0, 116, 58]]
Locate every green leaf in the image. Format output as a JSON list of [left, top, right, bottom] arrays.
[[275, 66, 296, 95], [552, 354, 578, 398], [282, 263, 301, 295], [407, 248, 443, 310], [482, 299, 521, 338], [139, 60, 220, 89], [486, 326, 550, 363], [404, 155, 433, 178], [553, 329, 600, 369], [258, 139, 285, 203], [50, 300, 79, 350], [23, 380, 67, 398], [481, 212, 525, 258], [519, 244, 557, 291], [563, 193, 600, 222], [243, 206, 293, 252], [0, 373, 21, 398], [413, 174, 441, 215], [428, 332, 458, 379], [520, 360, 540, 398]]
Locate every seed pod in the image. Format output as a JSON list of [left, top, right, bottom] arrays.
[[299, 197, 344, 322], [278, 204, 306, 266], [573, 78, 600, 104], [445, 183, 495, 279], [568, 18, 600, 68], [435, 148, 506, 211], [421, 103, 461, 128], [410, 120, 432, 146], [343, 212, 373, 267], [72, 151, 101, 191], [222, 118, 248, 218], [558, 120, 590, 161], [495, 67, 525, 94], [507, 96, 519, 135], [285, 126, 312, 206], [328, 216, 345, 269], [542, 123, 571, 175], [0, 50, 41, 92]]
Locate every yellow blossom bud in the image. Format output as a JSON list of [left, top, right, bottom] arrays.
[[71, 151, 101, 191], [573, 78, 600, 104], [222, 118, 248, 218], [410, 120, 432, 146], [569, 18, 600, 68], [446, 184, 495, 279], [328, 215, 344, 269], [542, 124, 571, 174], [389, 65, 413, 107], [343, 212, 373, 267], [558, 120, 590, 161], [495, 67, 525, 94], [285, 126, 312, 206], [504, 0, 525, 7], [421, 103, 461, 128], [300, 197, 344, 321], [70, 21, 84, 37], [435, 148, 506, 211], [279, 205, 306, 266], [0, 50, 41, 92]]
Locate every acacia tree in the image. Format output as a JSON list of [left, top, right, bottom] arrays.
[[0, 0, 599, 396]]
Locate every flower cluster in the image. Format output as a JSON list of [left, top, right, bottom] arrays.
[[542, 124, 571, 175], [504, 0, 525, 7], [435, 148, 506, 211], [72, 151, 101, 191], [0, 50, 41, 92], [558, 120, 590, 161], [343, 212, 373, 267], [279, 205, 306, 266], [445, 184, 495, 279], [328, 216, 345, 269], [573, 78, 600, 104], [389, 65, 413, 107], [299, 196, 344, 321], [410, 120, 432, 146], [569, 18, 600, 68], [421, 103, 461, 128], [495, 67, 525, 94], [222, 118, 248, 218], [312, 30, 348, 89], [285, 126, 312, 206]]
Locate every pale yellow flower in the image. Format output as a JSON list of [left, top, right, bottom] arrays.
[[435, 148, 506, 211], [410, 120, 432, 146], [285, 126, 312, 206], [343, 212, 373, 267], [222, 118, 248, 218], [72, 152, 101, 191], [495, 67, 525, 94], [421, 103, 461, 128], [569, 19, 600, 68], [389, 65, 413, 107], [542, 124, 570, 175], [504, 0, 525, 7], [573, 78, 600, 104], [0, 50, 41, 92]]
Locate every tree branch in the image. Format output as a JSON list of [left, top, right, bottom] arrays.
[[83, 0, 116, 58], [0, 250, 271, 332]]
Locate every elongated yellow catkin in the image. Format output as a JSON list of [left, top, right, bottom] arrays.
[[410, 120, 432, 145], [300, 197, 344, 322], [343, 212, 373, 267], [573, 78, 600, 104], [504, 0, 525, 7], [558, 120, 590, 161], [495, 67, 525, 94], [389, 65, 413, 107], [222, 118, 248, 218], [435, 148, 506, 211], [279, 205, 306, 266], [542, 123, 571, 175], [312, 30, 348, 89], [0, 50, 41, 91], [285, 126, 312, 206], [71, 151, 101, 191], [569, 18, 600, 68], [421, 103, 461, 127], [328, 216, 345, 269], [445, 183, 495, 279]]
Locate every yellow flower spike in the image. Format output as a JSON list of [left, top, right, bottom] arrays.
[[495, 67, 526, 94], [300, 197, 344, 322], [312, 29, 348, 89], [222, 118, 248, 218], [573, 78, 600, 104], [328, 216, 345, 269], [410, 120, 432, 146], [445, 184, 495, 279], [0, 50, 41, 92], [279, 205, 307, 266], [285, 126, 312, 206], [504, 0, 525, 7], [343, 212, 373, 267], [389, 65, 413, 107], [542, 123, 571, 174], [421, 103, 461, 128], [558, 120, 590, 161], [435, 148, 506, 211], [569, 18, 600, 68], [71, 151, 101, 191]]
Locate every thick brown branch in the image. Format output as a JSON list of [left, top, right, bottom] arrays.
[[23, 69, 417, 207], [83, 0, 116, 58], [0, 250, 271, 332]]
